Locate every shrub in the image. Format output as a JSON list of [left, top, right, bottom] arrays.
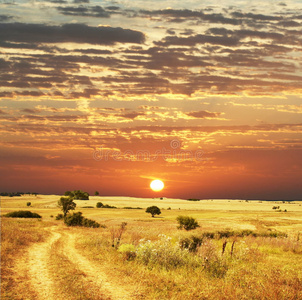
[[64, 212, 100, 228], [4, 211, 41, 218], [118, 244, 136, 261], [56, 213, 64, 220], [136, 234, 199, 270], [82, 218, 100, 228], [26, 202, 31, 207], [96, 202, 116, 208], [102, 204, 116, 208], [146, 206, 161, 217], [177, 215, 200, 230], [123, 207, 143, 209], [179, 235, 203, 252], [64, 212, 84, 226]]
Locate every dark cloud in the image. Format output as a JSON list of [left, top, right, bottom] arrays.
[[50, 0, 67, 3], [0, 23, 145, 45], [120, 112, 146, 119], [186, 111, 222, 118], [155, 34, 240, 47], [140, 9, 242, 25], [57, 6, 111, 18], [0, 15, 13, 22], [230, 11, 282, 21], [278, 20, 301, 27], [21, 108, 41, 114]]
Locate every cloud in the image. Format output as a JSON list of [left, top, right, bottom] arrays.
[[57, 5, 111, 18], [186, 110, 222, 118], [140, 9, 242, 25], [155, 34, 240, 47], [0, 23, 145, 45], [0, 15, 13, 22]]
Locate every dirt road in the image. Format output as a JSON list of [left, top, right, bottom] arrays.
[[16, 226, 138, 300]]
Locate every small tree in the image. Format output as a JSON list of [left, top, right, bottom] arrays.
[[177, 215, 200, 231], [26, 202, 31, 207], [96, 202, 103, 208], [95, 191, 99, 196], [146, 206, 161, 217], [58, 196, 76, 217]]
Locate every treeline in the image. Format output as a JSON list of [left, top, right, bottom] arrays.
[[0, 192, 38, 197]]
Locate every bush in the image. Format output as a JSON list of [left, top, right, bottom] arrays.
[[123, 207, 143, 209], [179, 235, 203, 252], [177, 215, 200, 230], [102, 204, 116, 208], [136, 234, 199, 270], [64, 212, 100, 228], [96, 202, 116, 208], [26, 202, 31, 207], [64, 212, 84, 226], [56, 213, 64, 220], [118, 244, 136, 261], [4, 211, 41, 218], [82, 218, 100, 228]]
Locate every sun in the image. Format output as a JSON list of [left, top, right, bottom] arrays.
[[150, 179, 164, 192]]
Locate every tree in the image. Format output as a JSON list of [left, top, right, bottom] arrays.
[[64, 190, 89, 200], [26, 202, 31, 207], [146, 206, 161, 217], [176, 215, 200, 231], [58, 196, 76, 217], [96, 202, 103, 208], [95, 191, 99, 196]]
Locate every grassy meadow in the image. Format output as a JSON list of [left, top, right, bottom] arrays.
[[1, 194, 302, 299]]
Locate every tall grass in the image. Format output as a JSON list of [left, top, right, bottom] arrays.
[[74, 226, 302, 300]]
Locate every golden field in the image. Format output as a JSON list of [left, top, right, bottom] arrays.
[[1, 194, 302, 299]]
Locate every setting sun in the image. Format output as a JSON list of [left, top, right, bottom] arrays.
[[150, 180, 164, 192]]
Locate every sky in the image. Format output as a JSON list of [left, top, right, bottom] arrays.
[[0, 0, 302, 200]]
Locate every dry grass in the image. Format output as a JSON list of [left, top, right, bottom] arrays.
[[1, 195, 302, 299], [1, 218, 50, 299], [73, 224, 302, 299]]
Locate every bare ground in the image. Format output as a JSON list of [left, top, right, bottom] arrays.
[[14, 226, 139, 300]]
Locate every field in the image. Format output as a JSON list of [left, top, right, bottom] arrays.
[[1, 195, 302, 299]]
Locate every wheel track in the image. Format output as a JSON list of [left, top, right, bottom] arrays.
[[16, 226, 138, 300]]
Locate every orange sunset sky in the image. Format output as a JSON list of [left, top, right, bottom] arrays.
[[0, 0, 301, 200]]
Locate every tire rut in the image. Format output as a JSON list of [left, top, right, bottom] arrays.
[[16, 226, 137, 300], [61, 231, 135, 300], [27, 226, 61, 300]]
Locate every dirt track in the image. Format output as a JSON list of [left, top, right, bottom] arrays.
[[16, 226, 137, 300]]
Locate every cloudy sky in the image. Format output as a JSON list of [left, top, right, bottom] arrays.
[[1, 0, 302, 199]]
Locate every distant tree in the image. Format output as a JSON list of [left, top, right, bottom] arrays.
[[58, 196, 76, 217], [64, 190, 89, 200], [96, 202, 103, 208], [27, 202, 31, 207], [64, 191, 73, 197], [146, 206, 161, 217], [176, 216, 199, 231], [95, 191, 99, 196]]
